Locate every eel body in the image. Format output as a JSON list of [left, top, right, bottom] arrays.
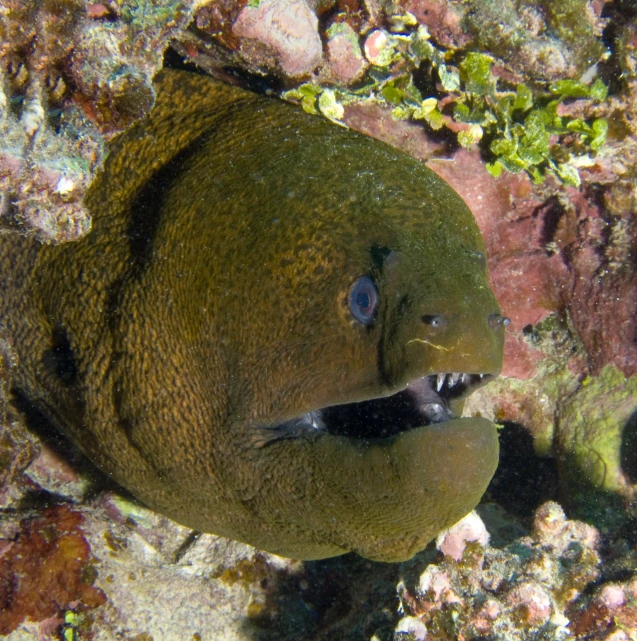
[[0, 70, 505, 561]]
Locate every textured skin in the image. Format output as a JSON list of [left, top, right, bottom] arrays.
[[0, 70, 504, 561]]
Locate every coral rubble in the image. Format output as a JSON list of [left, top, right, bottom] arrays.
[[395, 504, 636, 641], [0, 0, 201, 243]]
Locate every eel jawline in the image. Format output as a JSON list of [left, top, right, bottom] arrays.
[[248, 373, 499, 561]]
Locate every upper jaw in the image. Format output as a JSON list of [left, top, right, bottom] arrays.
[[258, 370, 496, 445]]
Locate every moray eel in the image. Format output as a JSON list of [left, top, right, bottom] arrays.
[[0, 69, 505, 561]]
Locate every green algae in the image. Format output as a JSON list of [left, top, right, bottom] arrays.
[[283, 20, 609, 187], [118, 0, 189, 28], [558, 364, 637, 496]]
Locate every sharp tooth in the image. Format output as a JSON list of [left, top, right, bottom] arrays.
[[437, 373, 445, 392], [422, 403, 452, 424], [306, 411, 324, 430], [460, 373, 466, 384]]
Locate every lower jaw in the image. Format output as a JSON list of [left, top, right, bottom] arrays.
[[258, 416, 500, 561]]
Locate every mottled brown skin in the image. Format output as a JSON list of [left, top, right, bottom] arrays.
[[0, 70, 504, 561]]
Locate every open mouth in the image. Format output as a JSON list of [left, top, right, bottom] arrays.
[[260, 373, 494, 444]]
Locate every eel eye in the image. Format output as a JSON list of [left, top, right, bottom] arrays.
[[349, 276, 378, 325]]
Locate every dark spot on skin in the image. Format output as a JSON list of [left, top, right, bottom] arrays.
[[111, 379, 167, 480], [112, 384, 132, 439], [43, 325, 78, 385], [376, 313, 392, 388], [395, 293, 411, 318], [376, 293, 411, 387], [105, 275, 126, 334], [128, 133, 209, 276], [369, 245, 393, 270]]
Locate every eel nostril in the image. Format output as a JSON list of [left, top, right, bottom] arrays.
[[422, 314, 447, 329], [489, 313, 511, 329]]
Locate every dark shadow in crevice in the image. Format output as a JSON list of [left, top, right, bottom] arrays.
[[239, 552, 401, 641], [163, 46, 285, 96], [620, 408, 637, 484], [9, 389, 125, 502], [599, 0, 637, 94], [534, 195, 565, 251], [486, 421, 559, 518]]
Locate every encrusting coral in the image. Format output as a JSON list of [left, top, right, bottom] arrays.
[[395, 503, 637, 641], [0, 504, 106, 636], [0, 0, 203, 243], [0, 0, 622, 244]]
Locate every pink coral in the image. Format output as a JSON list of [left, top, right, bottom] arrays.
[[398, 502, 605, 640], [571, 579, 637, 640], [435, 510, 490, 561], [508, 582, 553, 625], [232, 0, 322, 77], [323, 21, 367, 84], [401, 0, 469, 50], [429, 148, 637, 381]]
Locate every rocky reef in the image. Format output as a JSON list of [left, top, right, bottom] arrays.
[[0, 0, 200, 242], [397, 504, 636, 641], [1, 435, 635, 640], [1, 0, 636, 638]]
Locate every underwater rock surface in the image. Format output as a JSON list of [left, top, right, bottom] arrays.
[[0, 0, 204, 242], [1, 0, 636, 638], [1, 461, 634, 641], [397, 502, 637, 641]]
